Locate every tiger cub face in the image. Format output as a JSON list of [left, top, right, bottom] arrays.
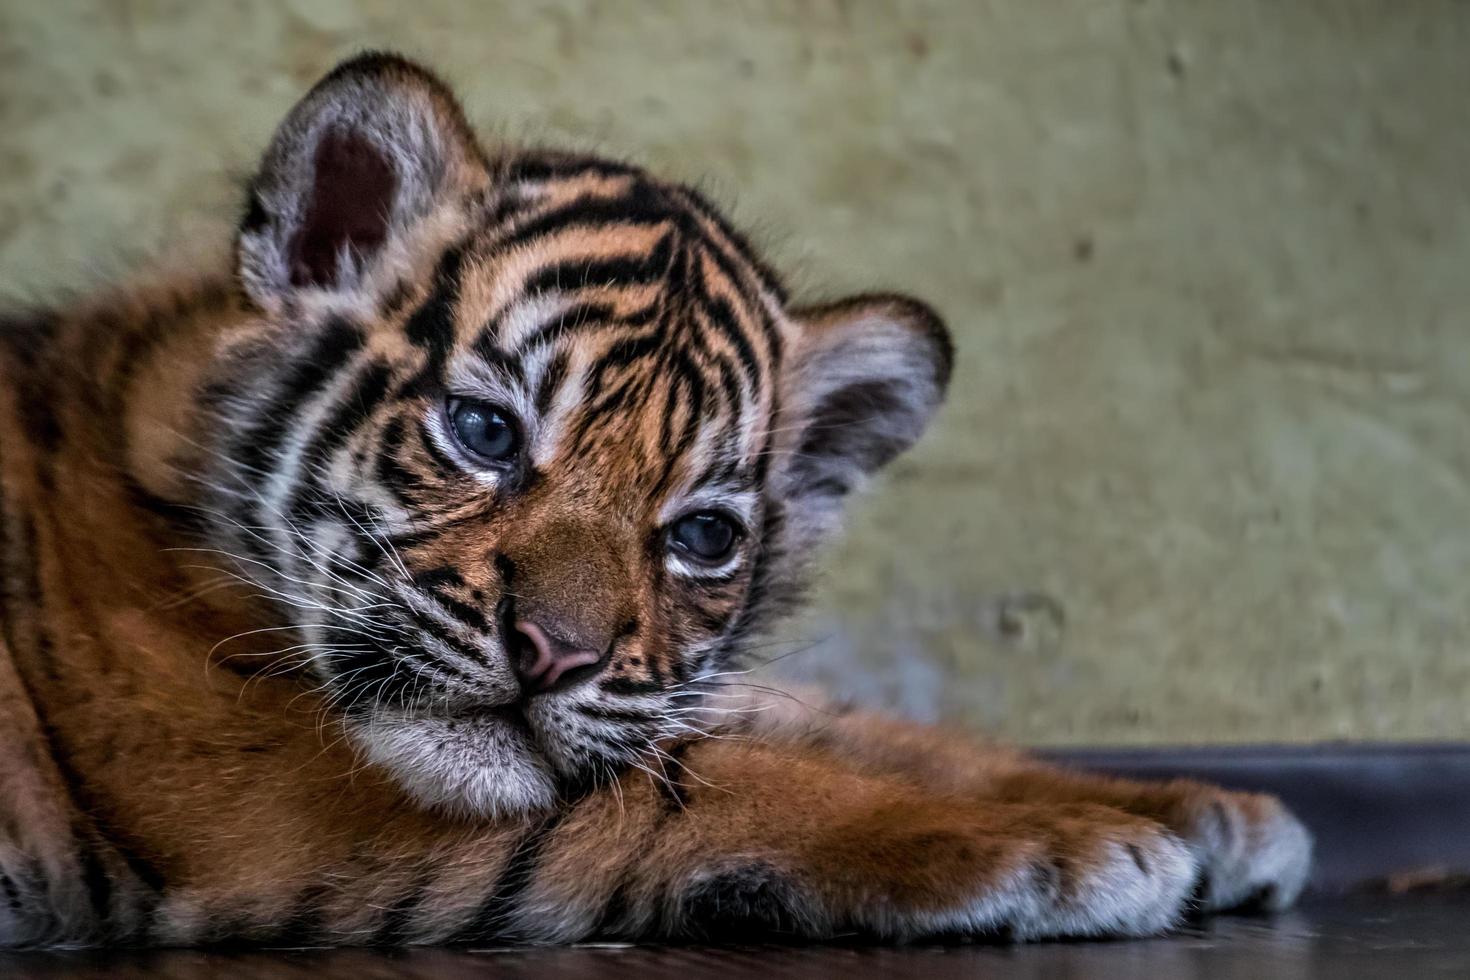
[[206, 54, 950, 816]]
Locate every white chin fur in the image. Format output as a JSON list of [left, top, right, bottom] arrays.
[[351, 710, 559, 818]]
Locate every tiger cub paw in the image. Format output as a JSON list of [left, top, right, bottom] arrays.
[[1174, 789, 1313, 913], [915, 804, 1200, 941]]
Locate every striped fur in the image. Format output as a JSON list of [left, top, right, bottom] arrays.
[[0, 54, 1310, 947]]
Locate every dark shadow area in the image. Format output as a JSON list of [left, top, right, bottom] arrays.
[[3, 893, 1466, 979]]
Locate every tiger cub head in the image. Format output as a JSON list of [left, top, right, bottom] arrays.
[[209, 53, 951, 816]]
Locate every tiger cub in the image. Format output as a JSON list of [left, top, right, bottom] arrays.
[[0, 53, 1310, 947]]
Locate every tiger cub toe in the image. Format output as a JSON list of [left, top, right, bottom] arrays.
[[1176, 789, 1313, 914]]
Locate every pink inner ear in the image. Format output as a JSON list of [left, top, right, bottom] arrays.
[[287, 128, 398, 288]]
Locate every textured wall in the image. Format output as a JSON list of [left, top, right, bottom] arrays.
[[2, 1, 1467, 745]]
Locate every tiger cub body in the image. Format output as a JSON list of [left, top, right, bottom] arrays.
[[0, 54, 1310, 948]]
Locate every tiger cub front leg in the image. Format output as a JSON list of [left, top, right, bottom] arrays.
[[527, 739, 1199, 942], [745, 700, 1313, 916]]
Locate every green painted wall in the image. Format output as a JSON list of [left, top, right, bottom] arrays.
[[3, 1, 1466, 745]]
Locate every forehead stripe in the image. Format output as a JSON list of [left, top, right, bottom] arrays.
[[497, 300, 615, 355], [670, 183, 789, 305], [689, 228, 783, 368], [497, 188, 682, 253], [519, 231, 675, 297], [404, 245, 466, 358], [533, 349, 570, 418], [692, 289, 763, 395], [504, 155, 639, 183]]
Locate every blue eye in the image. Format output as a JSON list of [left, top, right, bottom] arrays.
[[669, 512, 741, 564], [448, 399, 520, 463]]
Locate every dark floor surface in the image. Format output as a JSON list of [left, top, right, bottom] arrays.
[[3, 893, 1468, 979]]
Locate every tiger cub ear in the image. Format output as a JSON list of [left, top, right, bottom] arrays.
[[237, 51, 489, 311], [775, 294, 953, 536]]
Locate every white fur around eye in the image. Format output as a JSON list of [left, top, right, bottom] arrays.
[[440, 340, 590, 470], [662, 504, 754, 581], [422, 401, 512, 489], [665, 546, 746, 581]]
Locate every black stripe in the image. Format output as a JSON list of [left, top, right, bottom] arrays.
[[642, 648, 668, 688], [655, 741, 695, 810], [497, 187, 678, 253], [0, 444, 168, 926], [480, 188, 536, 233], [690, 255, 765, 392], [592, 877, 634, 937], [412, 566, 464, 590], [701, 294, 763, 396], [577, 332, 664, 424], [416, 417, 460, 478], [404, 246, 466, 359], [308, 361, 392, 467], [122, 478, 202, 534], [667, 355, 704, 459], [2, 310, 65, 455], [272, 884, 331, 946], [450, 813, 570, 943], [375, 417, 422, 506], [496, 300, 615, 355], [412, 567, 491, 633], [692, 232, 785, 370], [682, 304, 746, 420], [656, 374, 688, 472], [648, 366, 705, 498], [29, 723, 168, 900], [534, 349, 570, 419], [17, 389, 63, 459], [396, 245, 468, 399], [0, 308, 60, 359], [0, 869, 21, 911], [571, 373, 653, 453], [600, 331, 662, 370], [429, 591, 490, 633], [521, 231, 676, 296], [506, 156, 639, 183], [378, 278, 414, 319], [464, 336, 527, 384], [238, 317, 364, 478], [689, 597, 739, 633], [77, 840, 114, 920], [413, 609, 491, 667], [673, 183, 789, 305], [599, 676, 663, 697], [17, 517, 54, 680], [374, 871, 435, 945]]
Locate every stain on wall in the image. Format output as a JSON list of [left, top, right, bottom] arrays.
[[2, 1, 1466, 745]]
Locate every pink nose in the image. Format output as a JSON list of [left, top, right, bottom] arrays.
[[510, 619, 605, 694]]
